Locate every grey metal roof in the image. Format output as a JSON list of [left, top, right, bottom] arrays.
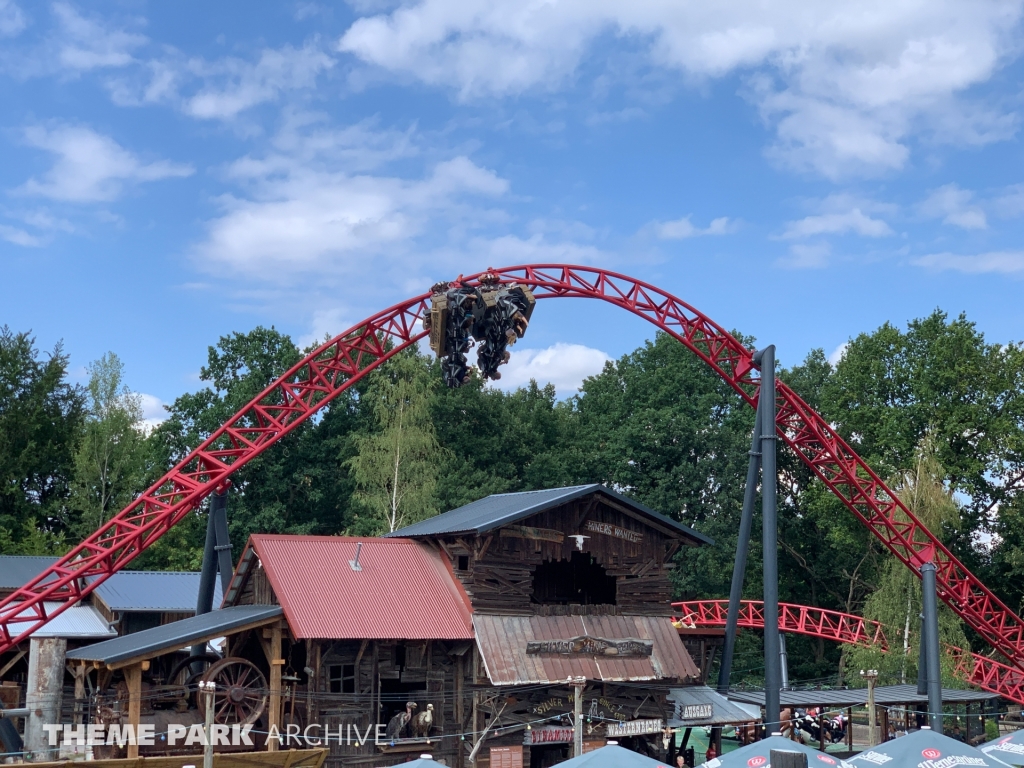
[[0, 555, 58, 589], [14, 601, 116, 639], [387, 484, 713, 544], [66, 604, 282, 667], [667, 686, 760, 726], [89, 570, 221, 612], [727, 684, 999, 709]]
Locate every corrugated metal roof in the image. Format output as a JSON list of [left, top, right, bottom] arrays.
[[726, 684, 998, 709], [0, 555, 58, 589], [387, 485, 713, 544], [89, 571, 221, 612], [66, 604, 282, 666], [248, 535, 475, 641], [8, 601, 116, 639], [474, 614, 699, 685], [667, 686, 759, 726]]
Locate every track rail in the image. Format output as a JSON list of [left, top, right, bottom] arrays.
[[673, 599, 1024, 704], [2, 264, 1023, 679]]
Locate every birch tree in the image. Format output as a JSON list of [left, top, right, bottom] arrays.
[[349, 348, 447, 533]]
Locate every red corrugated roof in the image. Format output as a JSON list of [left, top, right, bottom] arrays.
[[247, 534, 474, 640]]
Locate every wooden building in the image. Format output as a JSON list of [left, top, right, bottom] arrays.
[[225, 483, 714, 768]]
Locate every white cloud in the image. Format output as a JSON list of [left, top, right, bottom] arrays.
[[183, 42, 334, 120], [137, 393, 167, 430], [782, 208, 893, 239], [918, 183, 987, 229], [0, 0, 26, 38], [339, 0, 1024, 177], [828, 342, 849, 366], [0, 223, 43, 247], [52, 2, 147, 72], [652, 215, 734, 240], [18, 125, 193, 203], [298, 307, 351, 349], [913, 251, 1024, 274], [197, 153, 507, 277], [777, 241, 831, 269], [993, 184, 1024, 218], [493, 342, 611, 397]]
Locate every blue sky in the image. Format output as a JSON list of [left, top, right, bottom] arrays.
[[2, 1, 1024, 419]]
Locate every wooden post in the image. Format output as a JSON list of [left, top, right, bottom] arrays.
[[846, 708, 853, 751], [770, 750, 808, 768], [818, 710, 825, 751], [266, 622, 283, 752], [455, 654, 465, 768], [126, 664, 142, 759]]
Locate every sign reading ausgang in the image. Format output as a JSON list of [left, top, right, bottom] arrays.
[[606, 718, 664, 737], [678, 703, 714, 720]]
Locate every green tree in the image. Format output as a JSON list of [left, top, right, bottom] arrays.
[[0, 327, 84, 553], [140, 326, 361, 567], [846, 438, 969, 686], [70, 353, 149, 536], [349, 348, 447, 533]]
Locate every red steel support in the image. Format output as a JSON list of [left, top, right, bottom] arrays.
[[674, 599, 1024, 704], [2, 264, 1023, 687]]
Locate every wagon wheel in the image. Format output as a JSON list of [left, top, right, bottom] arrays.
[[167, 652, 222, 686], [199, 656, 268, 726]]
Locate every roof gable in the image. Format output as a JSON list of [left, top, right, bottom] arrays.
[[227, 534, 474, 641], [386, 484, 712, 545]]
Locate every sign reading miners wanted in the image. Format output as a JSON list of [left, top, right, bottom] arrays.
[[526, 635, 653, 657], [584, 520, 643, 544]]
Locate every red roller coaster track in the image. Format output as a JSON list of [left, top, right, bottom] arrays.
[[673, 599, 1024, 704], [1, 264, 1022, 694]]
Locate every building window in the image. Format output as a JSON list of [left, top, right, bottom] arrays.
[[329, 664, 355, 693], [458, 555, 469, 571], [532, 551, 617, 605]]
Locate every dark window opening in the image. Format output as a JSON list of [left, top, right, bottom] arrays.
[[532, 551, 617, 605], [379, 678, 427, 730], [458, 555, 469, 571], [394, 645, 407, 670], [329, 664, 355, 694]]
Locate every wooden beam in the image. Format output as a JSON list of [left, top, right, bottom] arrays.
[[266, 622, 283, 752], [94, 614, 284, 670], [0, 649, 26, 678], [126, 664, 142, 759]]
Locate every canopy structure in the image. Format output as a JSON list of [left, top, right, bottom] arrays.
[[549, 744, 671, 767], [699, 735, 854, 768], [726, 684, 999, 709], [668, 687, 760, 727], [848, 728, 1006, 767], [981, 729, 1024, 765], [66, 604, 282, 669]]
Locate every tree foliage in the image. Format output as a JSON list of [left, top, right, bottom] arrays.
[[0, 327, 84, 553], [348, 348, 446, 534]]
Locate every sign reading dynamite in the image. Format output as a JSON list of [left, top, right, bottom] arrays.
[[526, 636, 654, 657], [606, 719, 664, 737], [584, 520, 643, 544], [524, 727, 575, 745]]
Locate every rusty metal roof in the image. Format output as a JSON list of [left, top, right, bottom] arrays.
[[244, 535, 474, 641], [473, 614, 699, 685], [386, 485, 713, 545]]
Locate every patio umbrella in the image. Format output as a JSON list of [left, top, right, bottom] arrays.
[[544, 744, 671, 767], [979, 730, 1024, 766], [699, 735, 854, 768], [847, 727, 1008, 767]]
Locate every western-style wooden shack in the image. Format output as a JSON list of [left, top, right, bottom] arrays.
[[223, 483, 716, 767]]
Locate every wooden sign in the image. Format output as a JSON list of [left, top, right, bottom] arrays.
[[524, 726, 575, 745], [490, 745, 524, 768], [678, 703, 713, 721], [607, 718, 664, 737], [584, 520, 643, 544], [526, 635, 653, 657], [500, 525, 565, 544]]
